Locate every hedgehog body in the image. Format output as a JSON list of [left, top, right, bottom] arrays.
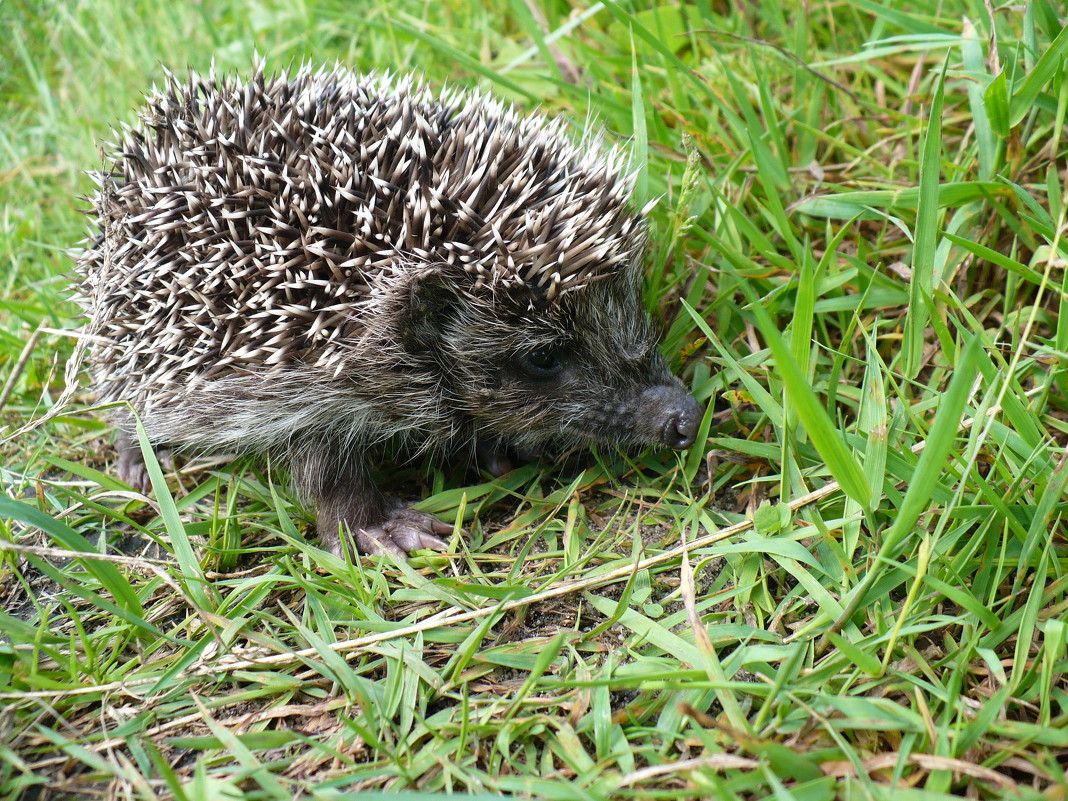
[[76, 65, 701, 557]]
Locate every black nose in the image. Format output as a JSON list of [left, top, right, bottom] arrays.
[[662, 392, 702, 449], [640, 384, 703, 449]]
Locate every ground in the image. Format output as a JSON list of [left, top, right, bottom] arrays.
[[2, 1, 1068, 799]]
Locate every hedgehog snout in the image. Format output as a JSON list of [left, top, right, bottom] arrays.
[[639, 384, 702, 450]]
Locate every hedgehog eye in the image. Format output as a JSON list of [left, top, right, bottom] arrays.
[[519, 347, 566, 380]]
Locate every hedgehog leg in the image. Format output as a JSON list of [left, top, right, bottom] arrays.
[[476, 440, 543, 477], [115, 421, 173, 493], [476, 441, 514, 477], [290, 443, 450, 558]]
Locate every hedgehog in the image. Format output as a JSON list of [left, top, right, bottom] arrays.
[[74, 64, 703, 558]]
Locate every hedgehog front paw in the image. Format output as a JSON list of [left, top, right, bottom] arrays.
[[325, 503, 452, 559], [356, 508, 452, 558]]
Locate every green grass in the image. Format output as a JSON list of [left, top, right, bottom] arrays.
[[3, 0, 1068, 798]]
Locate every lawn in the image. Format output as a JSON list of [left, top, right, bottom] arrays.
[[2, 0, 1068, 798]]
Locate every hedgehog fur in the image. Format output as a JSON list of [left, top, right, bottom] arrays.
[[75, 63, 702, 558]]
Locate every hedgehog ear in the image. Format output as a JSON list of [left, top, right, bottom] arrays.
[[399, 269, 464, 354]]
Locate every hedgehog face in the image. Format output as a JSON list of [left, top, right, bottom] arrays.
[[402, 270, 700, 453]]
